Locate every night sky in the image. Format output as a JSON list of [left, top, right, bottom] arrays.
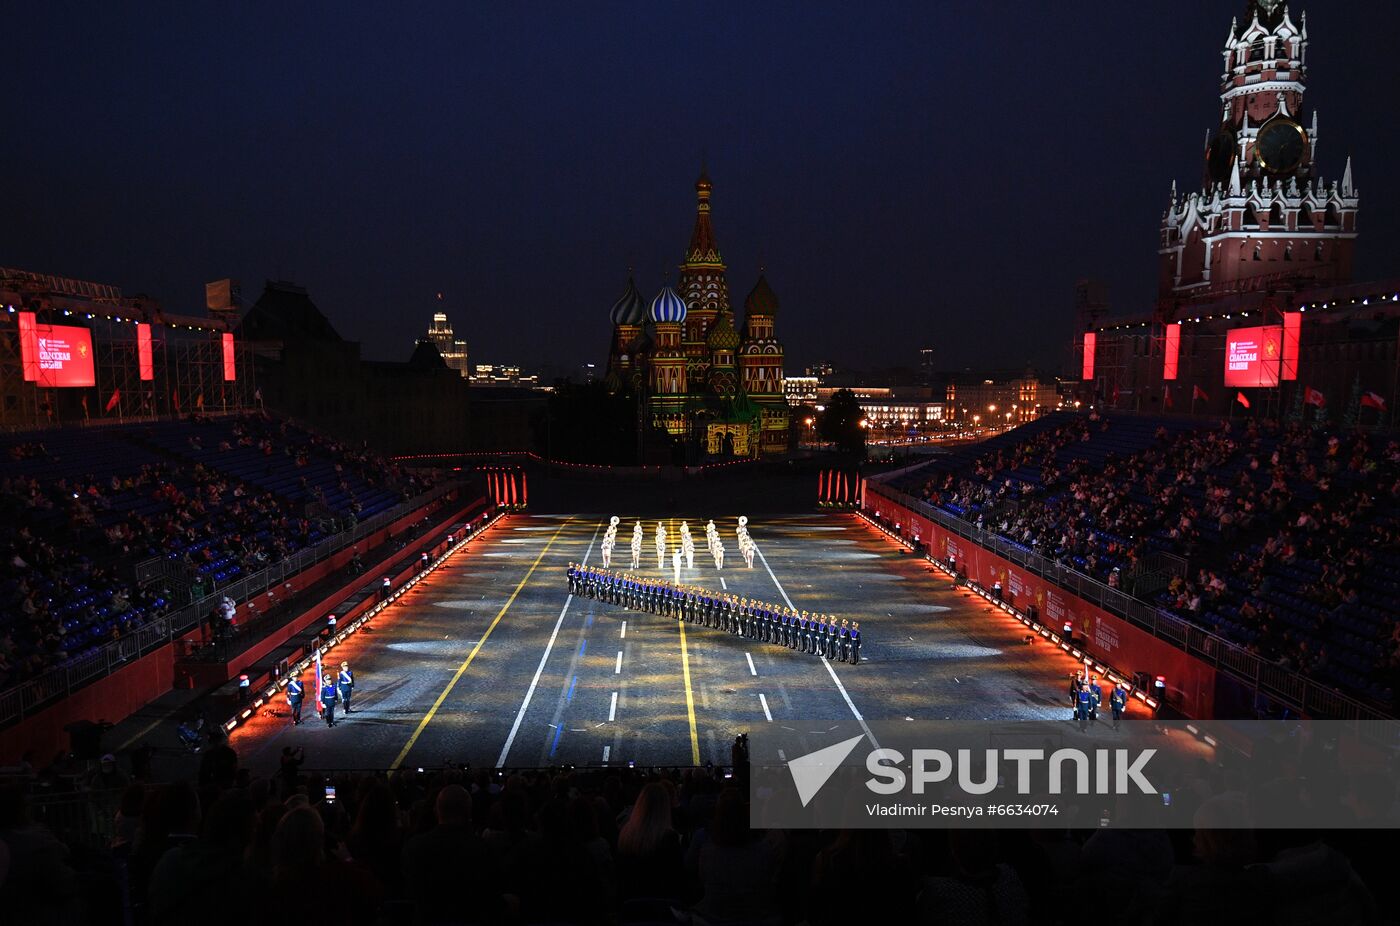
[[5, 1, 1398, 377]]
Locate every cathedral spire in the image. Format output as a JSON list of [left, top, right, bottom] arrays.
[[678, 170, 731, 319], [685, 169, 722, 266]]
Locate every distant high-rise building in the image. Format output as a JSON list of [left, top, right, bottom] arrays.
[[425, 300, 469, 379], [918, 348, 935, 386]]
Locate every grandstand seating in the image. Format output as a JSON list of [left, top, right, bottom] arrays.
[[892, 413, 1400, 708], [0, 414, 433, 688]]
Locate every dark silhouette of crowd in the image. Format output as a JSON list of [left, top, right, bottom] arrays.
[[0, 414, 434, 688], [0, 741, 1386, 926], [898, 413, 1400, 708]]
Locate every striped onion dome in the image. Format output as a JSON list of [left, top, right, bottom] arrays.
[[649, 284, 687, 323], [609, 276, 646, 326]]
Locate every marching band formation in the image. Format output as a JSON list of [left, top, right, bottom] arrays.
[[566, 516, 863, 664], [565, 563, 861, 663]]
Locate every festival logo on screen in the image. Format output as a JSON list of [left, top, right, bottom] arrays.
[[31, 324, 97, 388], [1224, 325, 1282, 388]]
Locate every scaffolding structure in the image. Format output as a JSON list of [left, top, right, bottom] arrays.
[[0, 268, 256, 430]]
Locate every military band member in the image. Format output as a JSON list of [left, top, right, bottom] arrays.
[[848, 622, 861, 664], [838, 619, 852, 663], [286, 675, 305, 724], [320, 673, 339, 727], [338, 661, 355, 713], [1110, 684, 1127, 730]]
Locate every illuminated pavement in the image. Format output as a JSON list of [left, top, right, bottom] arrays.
[[215, 512, 1141, 776]]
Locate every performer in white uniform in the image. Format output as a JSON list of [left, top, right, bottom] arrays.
[[655, 522, 667, 569], [680, 522, 695, 570], [631, 521, 643, 570]]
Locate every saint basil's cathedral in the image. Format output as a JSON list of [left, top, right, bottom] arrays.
[[604, 173, 789, 457]]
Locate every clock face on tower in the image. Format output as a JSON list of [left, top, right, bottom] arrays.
[[1255, 118, 1307, 174]]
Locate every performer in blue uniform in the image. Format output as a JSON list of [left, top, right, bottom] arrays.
[[338, 661, 355, 714], [286, 675, 305, 725], [320, 673, 339, 727], [1110, 684, 1127, 730]]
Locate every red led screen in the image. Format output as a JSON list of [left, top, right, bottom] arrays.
[[222, 332, 236, 381], [138, 324, 154, 381], [1163, 324, 1180, 381], [19, 315, 97, 388], [1224, 325, 1282, 388]]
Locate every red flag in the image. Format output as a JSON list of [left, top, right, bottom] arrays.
[[1236, 391, 1251, 409], [1361, 391, 1388, 411], [1303, 386, 1326, 407], [81, 395, 90, 420], [104, 388, 121, 412], [818, 470, 826, 502], [195, 392, 204, 410], [172, 389, 181, 411], [1192, 385, 1209, 402], [313, 647, 324, 714], [1163, 387, 1174, 410]]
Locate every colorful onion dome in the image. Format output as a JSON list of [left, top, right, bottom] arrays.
[[743, 274, 779, 317], [706, 310, 739, 350], [649, 284, 688, 323], [609, 276, 647, 326]]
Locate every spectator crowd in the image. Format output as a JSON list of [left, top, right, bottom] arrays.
[[0, 738, 1385, 926], [0, 414, 434, 689], [899, 413, 1400, 707]]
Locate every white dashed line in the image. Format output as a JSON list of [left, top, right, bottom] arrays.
[[755, 543, 881, 751], [759, 692, 773, 722], [496, 521, 601, 768], [620, 620, 626, 638], [602, 745, 611, 763], [720, 576, 727, 590], [746, 652, 758, 676], [608, 691, 618, 722], [615, 650, 623, 674]]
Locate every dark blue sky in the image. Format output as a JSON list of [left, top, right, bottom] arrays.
[[5, 1, 1397, 375]]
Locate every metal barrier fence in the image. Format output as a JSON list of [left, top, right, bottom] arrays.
[[27, 786, 126, 849], [0, 482, 463, 729], [865, 480, 1393, 723]]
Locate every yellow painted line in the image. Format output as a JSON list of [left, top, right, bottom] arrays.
[[390, 518, 571, 770], [677, 596, 702, 766], [668, 516, 700, 764]]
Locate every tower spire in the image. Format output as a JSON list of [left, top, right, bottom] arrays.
[[678, 170, 730, 320]]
